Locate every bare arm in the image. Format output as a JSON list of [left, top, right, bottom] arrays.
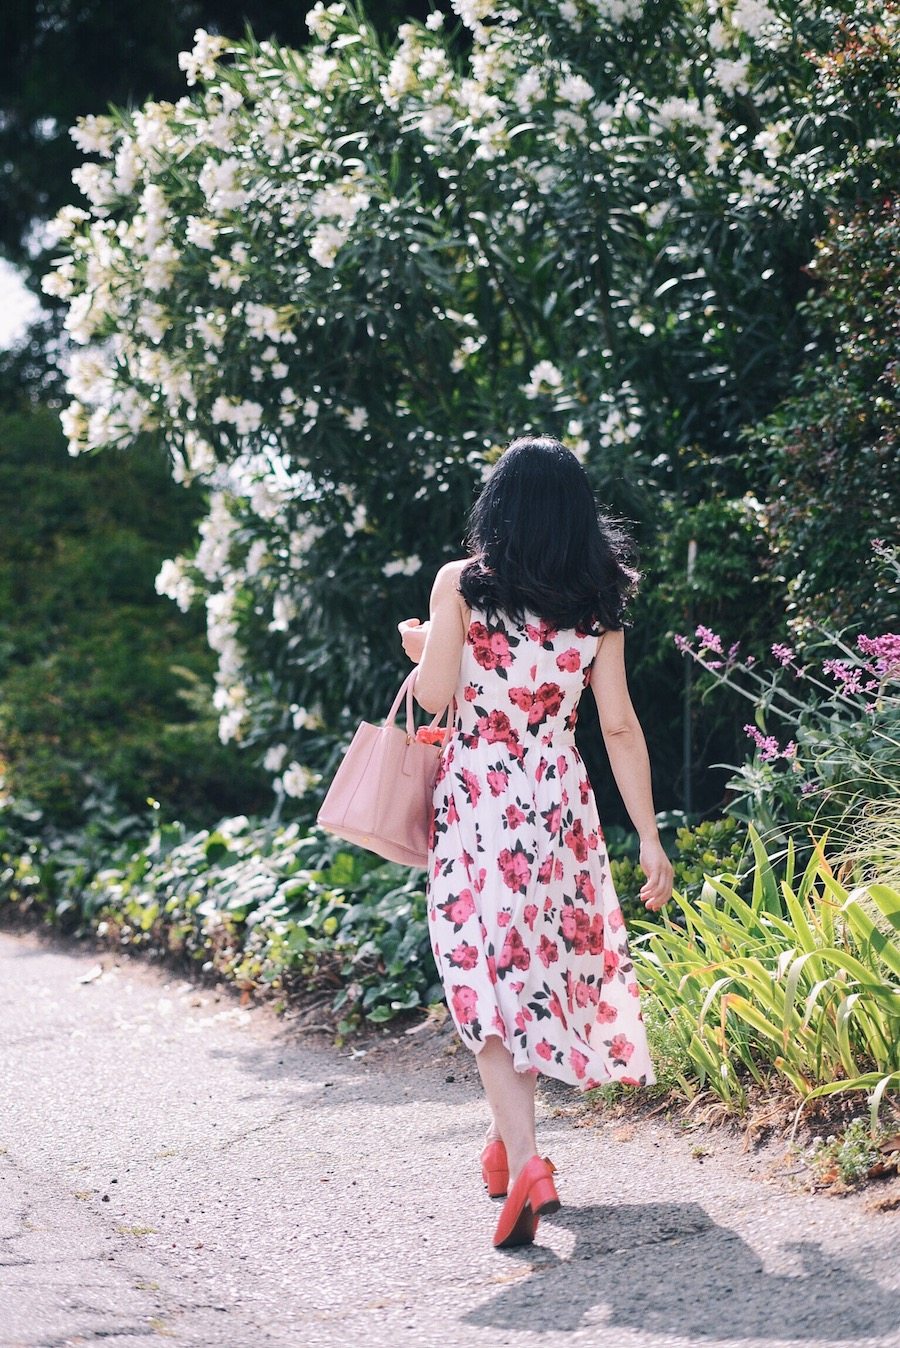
[[589, 629, 673, 911], [397, 562, 468, 714]]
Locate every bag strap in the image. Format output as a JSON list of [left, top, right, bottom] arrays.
[[385, 670, 452, 744]]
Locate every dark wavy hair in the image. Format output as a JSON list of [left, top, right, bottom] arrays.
[[458, 436, 639, 632]]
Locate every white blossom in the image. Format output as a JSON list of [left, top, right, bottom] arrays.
[[523, 361, 564, 398], [178, 29, 228, 86], [186, 216, 218, 249], [280, 761, 318, 797], [155, 557, 197, 612], [70, 114, 117, 156], [264, 743, 288, 772], [383, 554, 422, 577]]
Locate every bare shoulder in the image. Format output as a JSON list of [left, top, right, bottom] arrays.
[[430, 559, 470, 632], [431, 558, 469, 596]]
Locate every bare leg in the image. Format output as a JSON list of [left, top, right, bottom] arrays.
[[475, 1035, 538, 1184]]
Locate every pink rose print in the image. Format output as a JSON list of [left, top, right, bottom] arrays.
[[504, 803, 526, 829], [525, 619, 558, 647], [569, 1048, 589, 1080], [463, 684, 478, 701], [523, 903, 538, 931], [620, 1076, 640, 1087], [459, 768, 481, 806], [574, 980, 593, 1008], [497, 909, 511, 927], [579, 777, 592, 804], [541, 803, 562, 835], [535, 1039, 553, 1061], [556, 754, 569, 778], [448, 942, 479, 970], [491, 1008, 507, 1038], [514, 1007, 533, 1033], [537, 935, 559, 967], [575, 871, 596, 906], [468, 621, 514, 677], [507, 682, 564, 733], [597, 1000, 618, 1022], [498, 926, 531, 973], [627, 981, 640, 997], [446, 796, 459, 825], [548, 990, 568, 1027], [609, 1033, 634, 1063], [477, 709, 515, 744], [564, 820, 589, 862], [498, 842, 532, 894], [439, 889, 476, 928], [556, 647, 582, 673], [486, 954, 498, 984], [603, 948, 620, 979], [537, 856, 554, 884], [537, 682, 564, 716], [608, 906, 624, 932], [487, 768, 509, 796], [451, 985, 478, 1025]]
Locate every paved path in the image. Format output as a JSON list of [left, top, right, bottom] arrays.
[[2, 927, 899, 1348]]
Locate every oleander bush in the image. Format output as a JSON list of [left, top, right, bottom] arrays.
[[42, 0, 900, 822]]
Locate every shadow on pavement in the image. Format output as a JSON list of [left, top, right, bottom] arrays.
[[464, 1201, 900, 1341]]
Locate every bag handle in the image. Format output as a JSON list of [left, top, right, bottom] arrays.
[[385, 670, 452, 744]]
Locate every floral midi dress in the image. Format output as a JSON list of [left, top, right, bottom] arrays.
[[426, 607, 656, 1090]]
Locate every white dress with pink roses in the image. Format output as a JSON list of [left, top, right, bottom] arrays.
[[426, 607, 656, 1090]]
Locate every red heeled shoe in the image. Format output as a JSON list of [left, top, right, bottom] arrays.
[[480, 1139, 509, 1197], [492, 1155, 560, 1249]]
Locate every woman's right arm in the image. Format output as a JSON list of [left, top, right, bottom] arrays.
[[397, 562, 467, 714], [589, 629, 673, 911]]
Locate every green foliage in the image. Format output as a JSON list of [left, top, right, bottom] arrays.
[[632, 830, 900, 1121], [0, 406, 270, 826], [1, 807, 441, 1029], [803, 1116, 890, 1185], [749, 196, 900, 634], [611, 815, 746, 915]]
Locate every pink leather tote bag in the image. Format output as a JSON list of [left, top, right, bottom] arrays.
[[316, 670, 450, 869]]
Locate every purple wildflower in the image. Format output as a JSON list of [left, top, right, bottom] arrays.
[[743, 724, 782, 762], [822, 659, 863, 694], [771, 642, 795, 667], [673, 633, 692, 654], [696, 625, 723, 655], [800, 780, 818, 795], [857, 633, 900, 680]]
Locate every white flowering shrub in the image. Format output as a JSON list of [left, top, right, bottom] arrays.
[[45, 0, 897, 805]]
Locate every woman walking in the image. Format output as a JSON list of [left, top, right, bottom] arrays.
[[398, 435, 673, 1250]]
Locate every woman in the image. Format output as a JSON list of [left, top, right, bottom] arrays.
[[398, 435, 673, 1250]]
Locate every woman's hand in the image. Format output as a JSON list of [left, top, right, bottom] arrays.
[[638, 837, 674, 912], [398, 617, 430, 664]]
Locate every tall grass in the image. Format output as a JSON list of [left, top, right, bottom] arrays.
[[632, 827, 900, 1127]]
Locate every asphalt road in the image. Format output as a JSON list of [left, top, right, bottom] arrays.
[[2, 926, 899, 1348]]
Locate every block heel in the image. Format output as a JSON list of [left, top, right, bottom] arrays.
[[480, 1139, 509, 1197], [492, 1156, 561, 1249]]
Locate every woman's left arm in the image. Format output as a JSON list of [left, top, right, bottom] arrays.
[[397, 562, 467, 714]]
